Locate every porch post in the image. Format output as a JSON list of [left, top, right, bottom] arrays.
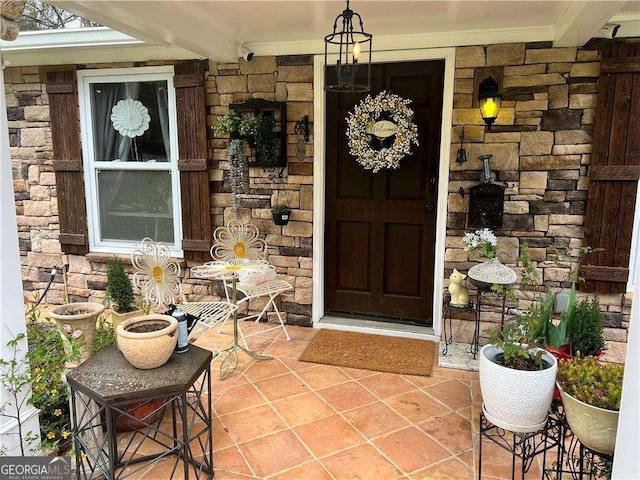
[[612, 272, 639, 477], [0, 51, 41, 455]]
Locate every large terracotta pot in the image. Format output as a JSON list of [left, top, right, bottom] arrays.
[[116, 315, 177, 369], [559, 388, 619, 456], [479, 344, 557, 433], [111, 309, 144, 350], [49, 302, 106, 368]]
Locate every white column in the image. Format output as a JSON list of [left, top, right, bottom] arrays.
[[0, 50, 41, 456], [612, 280, 639, 477]]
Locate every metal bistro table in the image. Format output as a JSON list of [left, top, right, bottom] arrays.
[[192, 259, 272, 380], [67, 345, 213, 480]]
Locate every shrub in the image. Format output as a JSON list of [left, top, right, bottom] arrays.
[[106, 257, 136, 313], [567, 296, 606, 356]]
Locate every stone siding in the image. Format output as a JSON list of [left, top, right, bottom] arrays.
[[7, 57, 314, 326], [446, 43, 628, 362], [5, 45, 631, 356]]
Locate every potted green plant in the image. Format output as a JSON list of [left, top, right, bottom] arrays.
[[479, 313, 558, 433], [567, 296, 606, 357], [105, 257, 143, 336], [214, 108, 242, 138], [557, 356, 623, 456], [272, 203, 292, 226], [240, 113, 279, 168]]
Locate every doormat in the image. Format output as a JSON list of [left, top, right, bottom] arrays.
[[299, 329, 436, 377]]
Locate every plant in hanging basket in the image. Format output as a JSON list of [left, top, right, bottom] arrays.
[[214, 109, 242, 137], [240, 113, 279, 167], [272, 204, 292, 226]]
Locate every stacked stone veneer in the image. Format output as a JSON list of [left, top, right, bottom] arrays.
[[7, 57, 315, 326], [4, 45, 631, 356], [445, 43, 629, 362]]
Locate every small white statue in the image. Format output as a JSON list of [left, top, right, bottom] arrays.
[[448, 269, 470, 307]]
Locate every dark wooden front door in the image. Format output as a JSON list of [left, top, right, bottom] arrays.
[[324, 61, 444, 326]]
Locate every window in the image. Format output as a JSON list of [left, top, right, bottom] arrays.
[[77, 67, 182, 255]]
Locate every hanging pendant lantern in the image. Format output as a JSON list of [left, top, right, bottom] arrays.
[[324, 0, 372, 93]]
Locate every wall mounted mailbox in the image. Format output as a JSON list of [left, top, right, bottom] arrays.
[[468, 183, 506, 228]]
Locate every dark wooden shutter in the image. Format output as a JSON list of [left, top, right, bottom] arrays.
[[46, 68, 88, 255], [174, 60, 212, 262], [582, 42, 640, 294]]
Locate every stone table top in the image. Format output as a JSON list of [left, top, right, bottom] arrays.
[[66, 345, 212, 405]]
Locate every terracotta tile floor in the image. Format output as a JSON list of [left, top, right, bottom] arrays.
[[123, 322, 552, 480]]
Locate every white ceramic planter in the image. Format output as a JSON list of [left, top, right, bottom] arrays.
[[559, 388, 618, 456], [116, 315, 177, 369], [479, 344, 557, 433]]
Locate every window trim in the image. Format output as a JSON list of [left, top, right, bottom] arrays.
[[77, 66, 183, 256]]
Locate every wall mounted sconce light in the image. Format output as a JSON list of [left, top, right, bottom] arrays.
[[324, 0, 372, 93], [294, 115, 310, 142], [455, 128, 468, 165], [478, 76, 502, 129]]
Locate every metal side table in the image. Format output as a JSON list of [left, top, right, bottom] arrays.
[[67, 345, 213, 480]]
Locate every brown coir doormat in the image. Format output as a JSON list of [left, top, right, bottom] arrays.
[[299, 329, 436, 377]]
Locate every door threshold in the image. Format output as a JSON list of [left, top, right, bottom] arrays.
[[316, 315, 438, 342]]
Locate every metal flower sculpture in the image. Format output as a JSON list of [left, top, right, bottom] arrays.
[[210, 219, 267, 262], [111, 98, 151, 138], [131, 237, 181, 309]]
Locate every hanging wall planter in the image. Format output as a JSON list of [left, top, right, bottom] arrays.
[[272, 204, 292, 226]]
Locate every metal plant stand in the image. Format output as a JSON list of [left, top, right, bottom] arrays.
[[478, 411, 563, 480], [472, 288, 508, 359], [67, 345, 213, 480], [441, 294, 475, 356], [543, 405, 614, 480]]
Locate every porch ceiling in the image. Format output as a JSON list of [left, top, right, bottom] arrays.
[[49, 0, 638, 62]]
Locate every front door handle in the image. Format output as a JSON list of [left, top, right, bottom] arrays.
[[425, 202, 435, 212]]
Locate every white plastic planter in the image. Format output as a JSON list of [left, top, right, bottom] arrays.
[[479, 344, 557, 433]]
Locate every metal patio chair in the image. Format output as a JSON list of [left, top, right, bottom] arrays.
[[211, 220, 293, 345], [131, 237, 237, 339]]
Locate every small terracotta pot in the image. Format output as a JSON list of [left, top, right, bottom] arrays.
[[116, 315, 177, 369]]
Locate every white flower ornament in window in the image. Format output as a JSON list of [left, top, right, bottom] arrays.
[[131, 237, 181, 308], [210, 219, 267, 262], [111, 98, 151, 138]]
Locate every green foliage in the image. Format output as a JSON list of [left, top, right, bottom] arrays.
[[488, 315, 546, 370], [26, 322, 72, 452], [240, 114, 279, 168], [93, 314, 116, 353], [0, 332, 38, 456], [567, 296, 606, 356], [557, 356, 623, 410], [271, 204, 291, 215], [214, 109, 242, 136], [106, 257, 135, 313]]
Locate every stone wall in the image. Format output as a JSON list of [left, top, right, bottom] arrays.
[[4, 45, 632, 357], [445, 43, 629, 362], [6, 57, 315, 326], [207, 56, 315, 326]]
